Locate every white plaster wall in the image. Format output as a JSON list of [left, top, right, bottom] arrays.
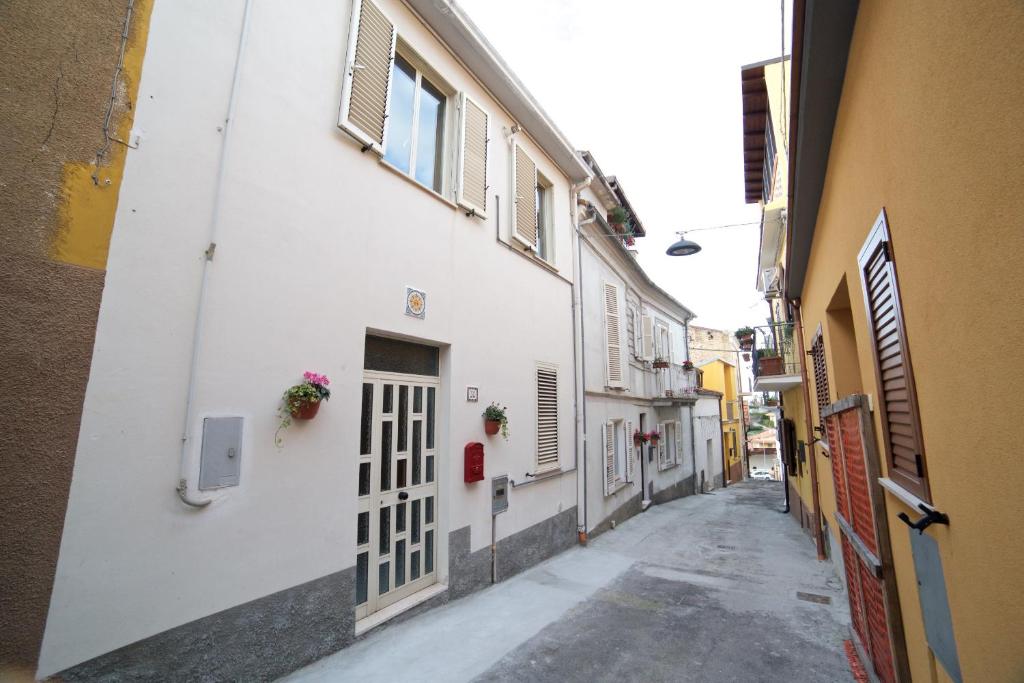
[[40, 0, 577, 675], [693, 396, 726, 488]]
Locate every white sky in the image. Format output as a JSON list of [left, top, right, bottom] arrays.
[[458, 0, 791, 332]]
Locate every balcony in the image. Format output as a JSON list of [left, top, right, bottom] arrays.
[[751, 323, 803, 392], [653, 365, 700, 404]]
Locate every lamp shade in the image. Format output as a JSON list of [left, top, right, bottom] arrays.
[[666, 237, 702, 256]]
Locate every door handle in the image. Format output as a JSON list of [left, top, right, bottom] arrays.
[[398, 491, 409, 500]]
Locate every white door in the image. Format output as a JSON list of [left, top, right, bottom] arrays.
[[356, 371, 439, 619]]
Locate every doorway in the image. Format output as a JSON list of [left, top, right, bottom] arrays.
[[356, 370, 440, 620]]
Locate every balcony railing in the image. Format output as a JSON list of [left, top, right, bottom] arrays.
[[655, 365, 700, 399], [752, 323, 801, 378]]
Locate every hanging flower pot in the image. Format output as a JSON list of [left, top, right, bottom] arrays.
[[633, 430, 648, 448], [276, 371, 331, 446], [482, 402, 509, 439], [653, 358, 670, 369], [649, 431, 660, 445], [291, 399, 321, 420]]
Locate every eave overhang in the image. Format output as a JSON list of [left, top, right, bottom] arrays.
[[404, 0, 592, 183], [785, 0, 859, 299]]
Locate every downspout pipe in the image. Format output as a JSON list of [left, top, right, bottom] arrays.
[[792, 299, 827, 560], [717, 395, 728, 490], [573, 194, 596, 541], [176, 0, 254, 508], [684, 318, 699, 493]]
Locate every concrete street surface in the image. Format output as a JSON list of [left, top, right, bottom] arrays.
[[284, 481, 853, 682]]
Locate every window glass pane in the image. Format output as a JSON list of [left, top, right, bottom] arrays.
[[396, 501, 406, 533], [397, 458, 407, 488], [411, 550, 421, 580], [411, 499, 421, 544], [380, 421, 392, 492], [358, 462, 370, 497], [425, 530, 434, 573], [395, 540, 406, 588], [383, 384, 393, 413], [536, 184, 546, 259], [398, 385, 408, 452], [379, 506, 390, 555], [360, 383, 373, 455], [415, 78, 445, 191], [425, 495, 434, 524], [379, 561, 390, 594], [356, 552, 368, 605], [413, 386, 423, 413], [426, 455, 434, 483], [383, 55, 416, 173], [412, 421, 422, 485], [426, 387, 435, 448], [357, 511, 369, 546]]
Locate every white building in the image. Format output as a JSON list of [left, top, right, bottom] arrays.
[[38, 1, 592, 679], [574, 153, 723, 537], [32, 2, 715, 680]]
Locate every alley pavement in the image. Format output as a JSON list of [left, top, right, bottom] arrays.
[[283, 481, 852, 683]]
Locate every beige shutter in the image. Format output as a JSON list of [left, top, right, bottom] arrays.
[[603, 421, 615, 495], [603, 282, 624, 387], [457, 93, 489, 217], [641, 314, 655, 361], [674, 420, 684, 465], [339, 0, 397, 153], [656, 423, 666, 470], [625, 419, 635, 482], [536, 366, 559, 472], [632, 305, 643, 357], [512, 144, 538, 247]]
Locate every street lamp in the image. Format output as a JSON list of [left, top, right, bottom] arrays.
[[665, 234, 702, 256]]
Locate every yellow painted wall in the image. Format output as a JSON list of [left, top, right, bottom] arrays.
[[797, 1, 1024, 680], [701, 361, 741, 471]]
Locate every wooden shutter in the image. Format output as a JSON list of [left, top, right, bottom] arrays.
[[810, 329, 831, 422], [603, 421, 615, 495], [603, 282, 624, 387], [625, 419, 635, 482], [858, 209, 930, 501], [536, 366, 559, 471], [512, 144, 538, 247], [338, 0, 397, 153], [674, 421, 684, 465], [457, 93, 489, 217], [656, 423, 666, 470], [641, 314, 654, 361]]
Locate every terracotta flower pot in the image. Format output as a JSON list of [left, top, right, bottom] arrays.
[[291, 399, 321, 420], [484, 419, 501, 436], [633, 436, 643, 448]]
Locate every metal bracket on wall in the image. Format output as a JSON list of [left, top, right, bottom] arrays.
[[898, 503, 949, 535]]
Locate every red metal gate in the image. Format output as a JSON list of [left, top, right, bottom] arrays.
[[822, 395, 908, 682]]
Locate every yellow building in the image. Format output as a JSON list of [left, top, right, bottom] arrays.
[[695, 358, 743, 483], [754, 1, 1023, 681]]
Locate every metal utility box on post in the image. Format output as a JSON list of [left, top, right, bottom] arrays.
[[491, 475, 509, 515]]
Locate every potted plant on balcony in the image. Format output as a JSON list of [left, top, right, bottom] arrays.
[[483, 402, 509, 439], [735, 326, 755, 351], [681, 360, 694, 371], [633, 429, 649, 448], [652, 357, 670, 369], [608, 206, 629, 234], [276, 371, 331, 446], [756, 348, 784, 375], [648, 430, 660, 446]]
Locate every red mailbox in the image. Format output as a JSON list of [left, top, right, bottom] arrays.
[[464, 442, 484, 483]]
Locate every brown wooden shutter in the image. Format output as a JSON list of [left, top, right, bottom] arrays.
[[858, 209, 930, 501], [810, 330, 831, 419]]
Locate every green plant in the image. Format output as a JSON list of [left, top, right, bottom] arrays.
[[755, 347, 780, 360], [276, 371, 331, 446], [735, 326, 754, 339], [608, 206, 629, 225], [482, 402, 509, 439]]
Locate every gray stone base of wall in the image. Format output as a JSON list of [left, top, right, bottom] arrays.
[[588, 492, 642, 541], [56, 508, 580, 681], [651, 474, 696, 505], [56, 567, 356, 682]]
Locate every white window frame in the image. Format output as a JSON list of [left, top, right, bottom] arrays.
[[381, 44, 455, 196], [535, 172, 554, 262]]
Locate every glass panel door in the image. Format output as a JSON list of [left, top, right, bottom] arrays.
[[358, 371, 439, 619]]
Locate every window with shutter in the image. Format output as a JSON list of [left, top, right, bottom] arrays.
[[641, 314, 654, 361], [536, 365, 559, 472], [512, 145, 538, 247], [674, 421, 684, 465], [603, 421, 615, 496], [603, 282, 625, 388], [858, 209, 930, 501], [339, 0, 397, 153], [656, 423, 668, 470], [625, 419, 634, 482], [810, 330, 831, 423], [626, 307, 636, 358], [457, 93, 489, 217]]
